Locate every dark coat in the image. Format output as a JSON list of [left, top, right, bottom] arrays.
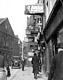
[[48, 51, 63, 80], [31, 55, 39, 74], [0, 55, 4, 68]]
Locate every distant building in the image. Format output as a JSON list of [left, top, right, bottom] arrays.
[[13, 35, 22, 56]]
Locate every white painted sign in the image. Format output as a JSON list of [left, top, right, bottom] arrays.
[[25, 4, 44, 14], [28, 52, 34, 56], [30, 5, 44, 13], [24, 37, 28, 42]]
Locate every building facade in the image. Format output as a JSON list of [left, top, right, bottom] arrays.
[[0, 18, 22, 66], [44, 0, 63, 75], [0, 18, 15, 65], [13, 35, 22, 56]]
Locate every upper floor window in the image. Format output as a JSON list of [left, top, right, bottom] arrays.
[[5, 24, 8, 29]]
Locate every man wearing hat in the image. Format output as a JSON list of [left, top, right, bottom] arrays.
[[31, 52, 39, 79], [48, 43, 63, 80]]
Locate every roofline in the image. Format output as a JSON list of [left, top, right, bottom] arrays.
[[0, 18, 8, 24]]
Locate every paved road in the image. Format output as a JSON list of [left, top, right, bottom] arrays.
[[7, 67, 48, 80]]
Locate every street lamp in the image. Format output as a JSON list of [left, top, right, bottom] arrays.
[[22, 41, 24, 60]]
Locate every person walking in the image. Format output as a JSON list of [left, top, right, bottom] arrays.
[[38, 52, 42, 72], [6, 62, 11, 77], [22, 58, 26, 71], [39, 57, 42, 72], [31, 52, 39, 79], [48, 43, 63, 80]]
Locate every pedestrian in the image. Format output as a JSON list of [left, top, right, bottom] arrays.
[[31, 52, 39, 79], [38, 52, 42, 72], [48, 43, 63, 80], [36, 51, 42, 72], [6, 62, 11, 77], [22, 58, 26, 71]]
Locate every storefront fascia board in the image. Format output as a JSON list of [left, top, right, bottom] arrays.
[[44, 0, 63, 41]]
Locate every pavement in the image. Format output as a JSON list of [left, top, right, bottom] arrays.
[[7, 67, 48, 80], [20, 67, 48, 80], [5, 67, 19, 80]]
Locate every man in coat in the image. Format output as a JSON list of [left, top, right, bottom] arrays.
[[6, 62, 11, 77], [31, 52, 39, 79], [22, 58, 25, 71], [48, 43, 63, 80]]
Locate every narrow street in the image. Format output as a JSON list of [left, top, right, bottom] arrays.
[[7, 67, 48, 80]]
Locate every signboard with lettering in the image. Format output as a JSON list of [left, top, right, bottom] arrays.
[[28, 52, 34, 57], [26, 29, 31, 35], [30, 45, 38, 50], [31, 31, 38, 36], [25, 4, 44, 15], [28, 37, 34, 42]]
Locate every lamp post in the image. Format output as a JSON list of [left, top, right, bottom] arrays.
[[22, 41, 24, 60]]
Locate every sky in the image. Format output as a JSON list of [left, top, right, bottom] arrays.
[[0, 0, 38, 41]]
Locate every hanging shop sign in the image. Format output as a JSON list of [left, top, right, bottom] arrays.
[[28, 52, 34, 57], [26, 29, 31, 35], [30, 44, 38, 50], [28, 37, 34, 42], [25, 4, 44, 15], [24, 37, 34, 42], [24, 37, 28, 42], [31, 31, 38, 36]]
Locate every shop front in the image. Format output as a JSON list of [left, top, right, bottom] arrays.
[[43, 0, 63, 75]]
